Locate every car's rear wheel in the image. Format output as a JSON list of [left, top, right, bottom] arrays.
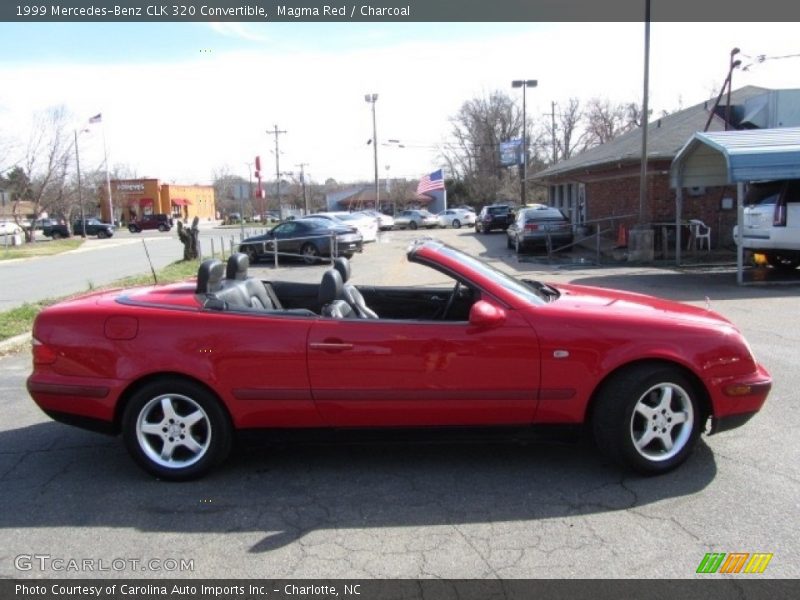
[[158, 224, 169, 232], [128, 225, 138, 233], [122, 378, 232, 481], [592, 364, 702, 475], [97, 230, 108, 239], [765, 252, 800, 271], [409, 221, 418, 230], [452, 219, 461, 229], [301, 242, 320, 264], [51, 232, 62, 240]]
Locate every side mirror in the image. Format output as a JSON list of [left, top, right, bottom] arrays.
[[468, 300, 506, 329]]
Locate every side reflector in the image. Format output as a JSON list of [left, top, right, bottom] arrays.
[[32, 338, 57, 365]]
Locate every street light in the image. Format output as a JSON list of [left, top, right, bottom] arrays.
[[365, 93, 379, 211], [511, 79, 537, 206]]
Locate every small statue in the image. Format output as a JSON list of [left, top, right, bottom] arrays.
[[177, 216, 201, 260]]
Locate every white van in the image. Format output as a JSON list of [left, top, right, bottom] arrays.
[[733, 179, 800, 270]]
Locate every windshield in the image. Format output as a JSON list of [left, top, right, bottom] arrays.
[[422, 243, 549, 305]]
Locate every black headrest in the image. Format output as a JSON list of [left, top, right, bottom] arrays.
[[196, 259, 224, 294], [319, 269, 343, 305], [226, 252, 249, 280], [333, 256, 351, 283]]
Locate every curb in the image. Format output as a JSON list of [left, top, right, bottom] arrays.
[[0, 331, 31, 354]]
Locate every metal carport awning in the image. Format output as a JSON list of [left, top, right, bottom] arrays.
[[670, 127, 800, 284]]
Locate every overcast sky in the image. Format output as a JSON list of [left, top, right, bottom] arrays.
[[1, 21, 798, 186]]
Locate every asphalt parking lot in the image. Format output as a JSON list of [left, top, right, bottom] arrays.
[[1, 227, 799, 579]]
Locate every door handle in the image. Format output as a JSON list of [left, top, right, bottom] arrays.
[[309, 342, 354, 352]]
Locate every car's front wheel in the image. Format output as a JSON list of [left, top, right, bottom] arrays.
[[592, 364, 702, 475], [51, 231, 62, 240], [128, 226, 138, 233], [452, 219, 461, 229], [158, 224, 169, 232], [301, 242, 320, 264], [409, 221, 418, 230], [122, 378, 232, 480], [97, 230, 108, 239]]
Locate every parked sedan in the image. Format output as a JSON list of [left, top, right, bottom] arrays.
[[363, 209, 395, 231], [438, 208, 476, 229], [507, 205, 574, 254], [28, 239, 771, 480], [314, 212, 378, 243], [239, 217, 363, 264], [394, 209, 439, 230], [72, 218, 115, 238]]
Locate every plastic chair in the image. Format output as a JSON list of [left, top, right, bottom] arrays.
[[688, 219, 711, 251]]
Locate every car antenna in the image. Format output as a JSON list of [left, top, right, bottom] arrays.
[[142, 239, 158, 285]]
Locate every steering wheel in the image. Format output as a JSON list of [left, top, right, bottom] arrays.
[[441, 281, 461, 320]]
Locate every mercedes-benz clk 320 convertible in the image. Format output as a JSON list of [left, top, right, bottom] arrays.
[[27, 240, 771, 480]]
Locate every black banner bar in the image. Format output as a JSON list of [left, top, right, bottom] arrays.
[[3, 0, 800, 22], [3, 579, 800, 600]]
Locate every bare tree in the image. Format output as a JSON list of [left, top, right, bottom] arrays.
[[555, 97, 586, 161], [2, 107, 74, 241], [442, 90, 524, 204], [584, 98, 643, 147]]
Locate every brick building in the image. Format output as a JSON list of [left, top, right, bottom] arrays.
[[105, 179, 216, 225], [531, 86, 800, 248]]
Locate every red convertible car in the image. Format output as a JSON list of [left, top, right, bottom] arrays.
[[27, 240, 771, 480]]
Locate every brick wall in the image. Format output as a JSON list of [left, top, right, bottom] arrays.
[[551, 161, 739, 247]]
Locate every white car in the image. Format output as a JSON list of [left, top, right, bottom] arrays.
[[437, 208, 476, 229], [0, 220, 24, 236], [314, 212, 378, 243], [363, 209, 395, 231], [733, 179, 800, 270]]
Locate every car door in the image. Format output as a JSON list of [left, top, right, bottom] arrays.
[[267, 221, 303, 255], [306, 297, 540, 427]]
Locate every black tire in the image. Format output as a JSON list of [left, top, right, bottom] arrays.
[[97, 230, 108, 239], [301, 242, 320, 265], [128, 226, 138, 233], [244, 245, 259, 264], [409, 221, 418, 230], [51, 232, 62, 240], [452, 219, 461, 229], [765, 252, 800, 271], [158, 224, 169, 232], [592, 364, 702, 475], [122, 378, 232, 481]]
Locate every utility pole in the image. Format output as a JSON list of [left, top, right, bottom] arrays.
[[266, 124, 287, 216], [550, 101, 558, 165], [295, 162, 309, 215]]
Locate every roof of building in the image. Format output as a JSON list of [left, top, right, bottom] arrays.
[[532, 86, 771, 180], [671, 126, 800, 187]]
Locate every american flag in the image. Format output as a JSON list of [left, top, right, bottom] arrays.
[[88, 113, 102, 124], [416, 169, 444, 195]]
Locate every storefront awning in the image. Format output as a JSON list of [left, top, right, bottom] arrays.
[[171, 198, 192, 206]]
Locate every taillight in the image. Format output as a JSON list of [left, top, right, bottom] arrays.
[[32, 338, 57, 365], [773, 200, 786, 226], [525, 223, 539, 232]]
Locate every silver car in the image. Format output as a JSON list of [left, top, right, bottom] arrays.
[[394, 209, 439, 230], [506, 205, 573, 254]]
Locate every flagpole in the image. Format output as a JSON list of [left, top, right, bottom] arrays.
[[442, 167, 447, 211], [101, 122, 113, 224]]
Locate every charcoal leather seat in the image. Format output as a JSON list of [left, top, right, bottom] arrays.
[[333, 257, 378, 318], [225, 253, 279, 309], [318, 269, 355, 318]]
